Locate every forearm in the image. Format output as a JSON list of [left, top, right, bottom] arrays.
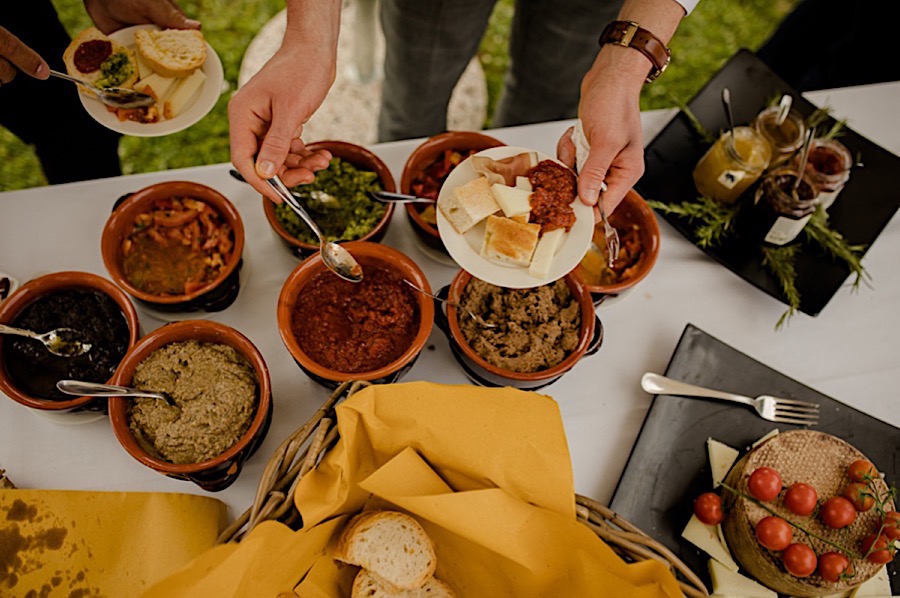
[[283, 0, 342, 59]]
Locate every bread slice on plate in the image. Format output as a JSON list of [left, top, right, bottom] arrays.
[[351, 569, 456, 598], [438, 176, 500, 235], [481, 215, 540, 267], [335, 511, 437, 590], [63, 28, 138, 94], [134, 29, 207, 78]]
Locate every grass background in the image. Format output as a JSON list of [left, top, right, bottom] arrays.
[[0, 0, 798, 192]]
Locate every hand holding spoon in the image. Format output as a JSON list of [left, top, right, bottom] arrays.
[[0, 324, 91, 357], [49, 70, 155, 110]]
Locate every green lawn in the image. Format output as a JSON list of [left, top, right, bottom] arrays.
[[1, 0, 797, 192]]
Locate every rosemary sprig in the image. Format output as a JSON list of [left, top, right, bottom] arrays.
[[668, 94, 716, 145], [803, 207, 869, 289], [761, 246, 801, 329], [647, 196, 741, 248], [806, 106, 847, 140]]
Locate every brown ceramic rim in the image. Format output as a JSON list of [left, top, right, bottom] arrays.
[[572, 189, 661, 295], [108, 320, 272, 474], [277, 241, 434, 382], [401, 131, 505, 239], [262, 140, 397, 252], [446, 270, 596, 382], [0, 271, 141, 411], [101, 181, 246, 305]]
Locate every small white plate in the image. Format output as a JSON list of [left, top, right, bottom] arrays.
[[78, 24, 224, 137], [435, 146, 593, 289]]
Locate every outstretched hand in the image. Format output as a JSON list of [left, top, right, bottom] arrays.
[[83, 0, 200, 34], [0, 26, 49, 85]]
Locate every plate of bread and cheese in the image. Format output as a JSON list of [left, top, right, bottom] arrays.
[[63, 25, 223, 136], [436, 146, 593, 288]]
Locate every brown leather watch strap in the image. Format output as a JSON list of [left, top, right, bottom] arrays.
[[599, 20, 671, 82]]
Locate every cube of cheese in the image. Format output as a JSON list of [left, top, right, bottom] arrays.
[[490, 183, 532, 218], [438, 176, 500, 234], [528, 229, 566, 279]]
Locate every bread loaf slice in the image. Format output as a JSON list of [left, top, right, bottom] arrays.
[[63, 28, 138, 93], [438, 176, 499, 234], [335, 511, 437, 591], [481, 215, 540, 267], [134, 29, 206, 78], [351, 569, 456, 598]]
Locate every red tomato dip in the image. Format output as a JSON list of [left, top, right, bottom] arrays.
[[527, 160, 577, 233], [290, 265, 420, 373]]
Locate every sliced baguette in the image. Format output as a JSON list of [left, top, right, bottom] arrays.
[[335, 511, 437, 591], [351, 569, 456, 598], [481, 215, 540, 267], [63, 27, 138, 94], [134, 28, 207, 78]]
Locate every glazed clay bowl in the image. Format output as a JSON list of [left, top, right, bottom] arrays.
[[400, 131, 504, 259], [571, 189, 661, 305], [277, 241, 434, 389], [101, 180, 246, 314], [434, 270, 603, 390], [262, 140, 396, 260], [0, 271, 140, 413], [109, 320, 272, 492]]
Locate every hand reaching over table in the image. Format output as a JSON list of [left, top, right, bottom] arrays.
[[82, 0, 200, 35]]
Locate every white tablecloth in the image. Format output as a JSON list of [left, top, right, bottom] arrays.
[[1, 81, 898, 520]]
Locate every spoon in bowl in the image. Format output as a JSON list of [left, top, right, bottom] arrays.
[[264, 175, 364, 283], [721, 88, 738, 153], [402, 280, 497, 328], [56, 380, 177, 407], [0, 324, 91, 357], [367, 190, 435, 204], [48, 70, 155, 110]]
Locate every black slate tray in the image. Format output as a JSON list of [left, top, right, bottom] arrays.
[[609, 323, 899, 595], [636, 49, 900, 316]]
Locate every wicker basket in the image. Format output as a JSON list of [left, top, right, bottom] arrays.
[[217, 381, 709, 598]]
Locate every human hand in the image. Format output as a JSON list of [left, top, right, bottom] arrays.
[[228, 40, 336, 203], [83, 0, 200, 34], [0, 26, 49, 85]]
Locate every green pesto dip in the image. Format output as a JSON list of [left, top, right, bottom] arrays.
[[275, 158, 386, 245], [96, 52, 133, 88]]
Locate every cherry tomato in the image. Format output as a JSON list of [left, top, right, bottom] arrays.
[[842, 481, 875, 512], [782, 543, 817, 577], [861, 533, 895, 564], [847, 459, 878, 482], [756, 516, 793, 551], [694, 492, 724, 525], [882, 511, 900, 540], [783, 482, 818, 516], [817, 552, 851, 583], [748, 467, 783, 502], [820, 496, 857, 529]]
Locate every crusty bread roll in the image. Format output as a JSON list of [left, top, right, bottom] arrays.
[[134, 29, 207, 78], [351, 569, 456, 598], [481, 214, 540, 267], [63, 27, 138, 94], [438, 176, 500, 235], [335, 511, 437, 591]]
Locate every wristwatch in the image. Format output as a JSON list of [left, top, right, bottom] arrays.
[[598, 20, 671, 82]]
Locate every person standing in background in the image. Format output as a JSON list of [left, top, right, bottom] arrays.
[[229, 0, 697, 220]]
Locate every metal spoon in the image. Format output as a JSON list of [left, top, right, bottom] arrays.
[[792, 128, 815, 196], [0, 324, 91, 357], [775, 94, 793, 126], [596, 182, 619, 267], [721, 88, 738, 152], [56, 380, 176, 407], [228, 168, 337, 204], [49, 69, 155, 110], [402, 280, 497, 328], [264, 174, 363, 283], [368, 190, 435, 204]]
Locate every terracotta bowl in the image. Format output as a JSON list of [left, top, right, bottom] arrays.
[[101, 180, 246, 314], [277, 241, 434, 389], [262, 140, 396, 260], [571, 189, 661, 305], [434, 270, 603, 390], [108, 320, 272, 492], [0, 271, 140, 412], [400, 131, 505, 257]]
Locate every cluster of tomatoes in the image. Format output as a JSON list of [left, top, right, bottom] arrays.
[[693, 459, 899, 582]]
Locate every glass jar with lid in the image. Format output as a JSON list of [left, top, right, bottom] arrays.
[[692, 126, 772, 203], [747, 167, 820, 246], [753, 106, 806, 166], [795, 138, 852, 210]]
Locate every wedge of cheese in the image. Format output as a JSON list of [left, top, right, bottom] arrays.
[[528, 229, 565, 279], [135, 72, 178, 102], [135, 51, 154, 80], [708, 438, 739, 488], [682, 514, 739, 572], [490, 183, 532, 218], [163, 68, 206, 119], [849, 566, 892, 597], [709, 559, 777, 598], [751, 429, 779, 449], [515, 176, 532, 191]]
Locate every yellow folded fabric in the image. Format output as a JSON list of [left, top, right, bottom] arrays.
[[0, 489, 226, 596]]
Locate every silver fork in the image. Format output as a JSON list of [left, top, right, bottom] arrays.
[[641, 373, 820, 425], [597, 182, 620, 267]]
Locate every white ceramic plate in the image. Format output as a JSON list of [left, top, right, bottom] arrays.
[[77, 25, 224, 137], [435, 146, 593, 288]]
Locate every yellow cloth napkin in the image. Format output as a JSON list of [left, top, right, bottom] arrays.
[[0, 489, 226, 596], [141, 382, 683, 597]]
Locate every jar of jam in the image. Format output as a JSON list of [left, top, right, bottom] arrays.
[[753, 106, 806, 166], [747, 168, 820, 246], [693, 126, 772, 203], [795, 138, 852, 210]]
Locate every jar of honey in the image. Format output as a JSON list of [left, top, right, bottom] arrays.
[[795, 138, 852, 210], [692, 127, 772, 203], [753, 106, 806, 166], [747, 167, 820, 246]]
